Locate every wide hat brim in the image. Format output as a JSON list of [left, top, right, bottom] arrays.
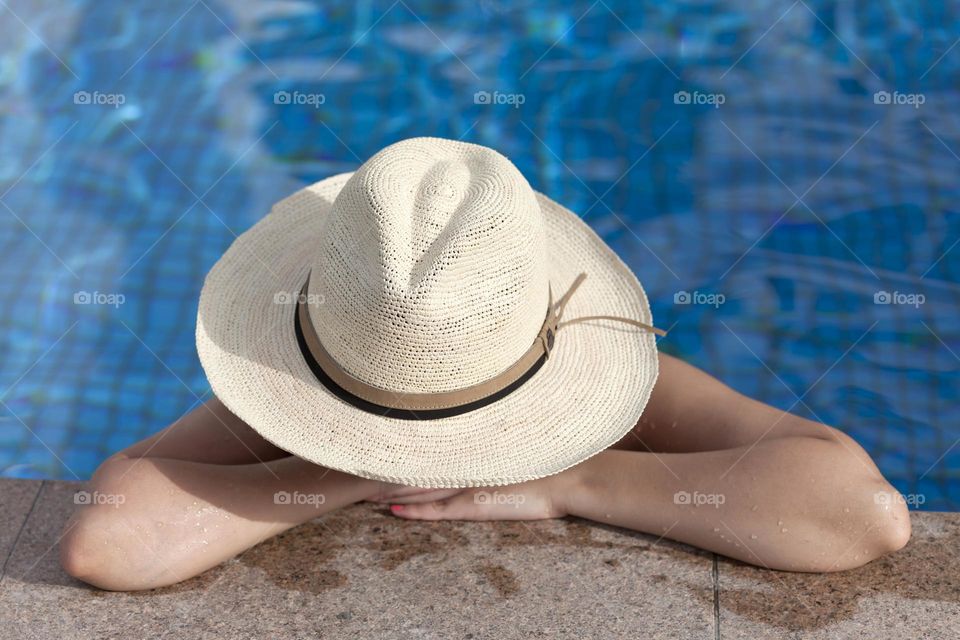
[[196, 173, 659, 488]]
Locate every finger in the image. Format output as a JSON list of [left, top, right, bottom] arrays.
[[390, 495, 491, 521], [368, 483, 434, 502], [369, 486, 455, 503], [367, 482, 405, 502], [378, 489, 463, 505]]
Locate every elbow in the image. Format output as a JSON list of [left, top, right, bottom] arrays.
[[816, 482, 912, 572], [60, 459, 162, 591], [60, 516, 112, 589], [59, 522, 89, 582], [60, 510, 170, 591], [795, 437, 912, 571], [870, 486, 912, 554], [60, 513, 140, 591]]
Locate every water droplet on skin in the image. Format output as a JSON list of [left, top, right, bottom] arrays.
[[751, 505, 758, 511], [713, 527, 720, 532], [750, 534, 758, 540], [781, 528, 788, 533]]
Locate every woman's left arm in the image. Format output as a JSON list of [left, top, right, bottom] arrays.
[[384, 353, 912, 572], [387, 436, 910, 572]]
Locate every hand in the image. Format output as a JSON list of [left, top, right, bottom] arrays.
[[371, 472, 575, 522], [366, 482, 464, 504]]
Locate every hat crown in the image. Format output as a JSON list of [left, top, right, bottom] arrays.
[[308, 137, 549, 394]]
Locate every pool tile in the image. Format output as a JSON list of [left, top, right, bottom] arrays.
[[0, 480, 716, 639], [0, 479, 42, 576], [716, 512, 960, 638]]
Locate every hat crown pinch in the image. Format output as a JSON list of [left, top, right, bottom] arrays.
[[308, 137, 550, 394]]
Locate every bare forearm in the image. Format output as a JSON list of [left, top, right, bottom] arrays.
[[563, 441, 910, 572], [102, 455, 377, 525], [62, 456, 377, 590]]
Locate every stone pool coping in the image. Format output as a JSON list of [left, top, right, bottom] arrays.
[[0, 479, 956, 639]]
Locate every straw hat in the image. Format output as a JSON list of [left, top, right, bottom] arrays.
[[196, 137, 660, 488]]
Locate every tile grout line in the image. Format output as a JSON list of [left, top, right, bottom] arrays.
[[712, 553, 720, 640], [0, 480, 46, 587]]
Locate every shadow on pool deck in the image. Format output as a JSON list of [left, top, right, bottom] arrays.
[[0, 479, 956, 639]]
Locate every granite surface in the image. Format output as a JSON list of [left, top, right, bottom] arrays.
[[0, 480, 956, 639]]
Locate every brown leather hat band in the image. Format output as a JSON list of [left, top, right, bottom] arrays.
[[295, 272, 665, 413]]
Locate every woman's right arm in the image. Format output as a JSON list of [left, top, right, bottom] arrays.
[[59, 398, 390, 591]]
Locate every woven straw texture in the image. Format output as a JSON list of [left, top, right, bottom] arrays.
[[310, 138, 548, 393], [196, 138, 659, 488]]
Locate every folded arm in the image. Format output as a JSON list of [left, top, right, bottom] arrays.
[[386, 353, 911, 572], [59, 398, 393, 591]]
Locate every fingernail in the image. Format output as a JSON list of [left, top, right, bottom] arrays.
[[390, 504, 405, 513]]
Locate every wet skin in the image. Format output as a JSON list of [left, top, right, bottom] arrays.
[[59, 353, 910, 591]]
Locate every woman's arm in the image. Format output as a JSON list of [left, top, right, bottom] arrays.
[[384, 354, 911, 572], [562, 441, 909, 572], [60, 398, 392, 591], [389, 435, 910, 572]]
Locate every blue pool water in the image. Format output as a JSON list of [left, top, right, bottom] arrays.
[[0, 0, 957, 509]]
